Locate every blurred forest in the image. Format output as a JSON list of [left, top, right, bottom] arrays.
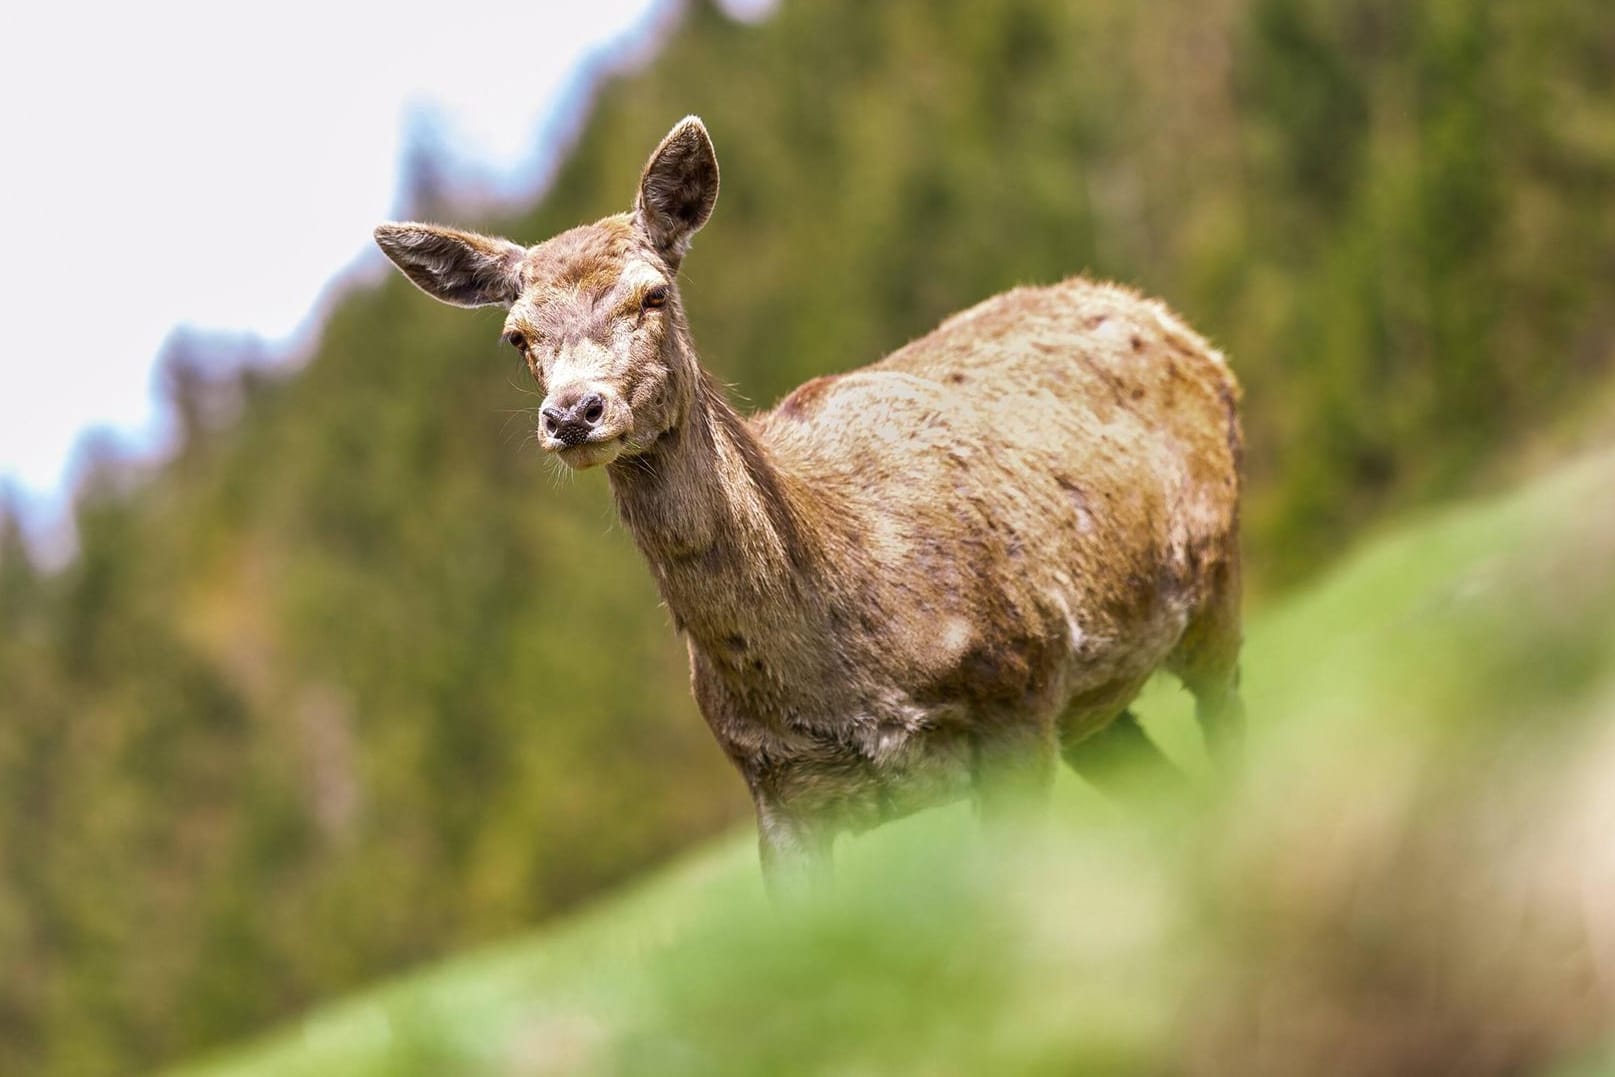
[[1, 0, 1613, 1073]]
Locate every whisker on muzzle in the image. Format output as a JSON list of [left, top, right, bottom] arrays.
[[497, 406, 542, 449]]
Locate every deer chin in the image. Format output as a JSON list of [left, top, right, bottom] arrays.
[[552, 436, 625, 470]]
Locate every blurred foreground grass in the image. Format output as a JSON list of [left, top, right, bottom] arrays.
[[178, 449, 1615, 1076]]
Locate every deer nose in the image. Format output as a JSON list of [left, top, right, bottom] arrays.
[[540, 388, 609, 447]]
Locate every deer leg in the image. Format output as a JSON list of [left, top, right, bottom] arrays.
[[970, 723, 1058, 826], [1192, 671, 1245, 774], [1060, 708, 1185, 798], [754, 795, 832, 905], [1169, 554, 1246, 775]]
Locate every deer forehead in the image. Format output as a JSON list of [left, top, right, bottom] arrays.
[[517, 216, 644, 288], [523, 260, 665, 306], [507, 270, 666, 346], [507, 219, 666, 335]]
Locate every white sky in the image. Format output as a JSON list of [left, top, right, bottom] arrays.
[[0, 0, 763, 528]]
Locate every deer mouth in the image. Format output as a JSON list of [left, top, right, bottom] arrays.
[[550, 434, 625, 470]]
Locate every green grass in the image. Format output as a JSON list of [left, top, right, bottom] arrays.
[[175, 448, 1615, 1076]]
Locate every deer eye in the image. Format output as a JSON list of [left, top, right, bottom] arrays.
[[504, 330, 528, 352], [642, 285, 669, 310]]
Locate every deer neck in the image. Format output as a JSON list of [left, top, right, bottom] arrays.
[[606, 370, 819, 644]]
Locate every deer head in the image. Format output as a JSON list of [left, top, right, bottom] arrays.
[[374, 116, 720, 470]]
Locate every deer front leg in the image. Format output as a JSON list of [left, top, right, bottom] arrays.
[[753, 794, 833, 905], [1196, 680, 1246, 775], [971, 722, 1058, 826]]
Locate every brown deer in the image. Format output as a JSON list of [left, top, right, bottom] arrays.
[[375, 116, 1244, 894]]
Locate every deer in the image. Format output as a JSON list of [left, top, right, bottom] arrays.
[[375, 116, 1245, 896]]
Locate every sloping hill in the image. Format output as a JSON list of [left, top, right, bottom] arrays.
[[178, 447, 1615, 1076]]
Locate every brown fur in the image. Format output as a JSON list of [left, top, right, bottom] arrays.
[[375, 117, 1244, 894]]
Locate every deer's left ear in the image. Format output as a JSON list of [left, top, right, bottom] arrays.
[[635, 116, 719, 265], [373, 222, 525, 308]]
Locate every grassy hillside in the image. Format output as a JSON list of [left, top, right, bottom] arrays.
[[4, 0, 1613, 1069], [178, 446, 1615, 1076]]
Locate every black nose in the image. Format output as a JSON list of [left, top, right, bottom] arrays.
[[541, 391, 607, 447]]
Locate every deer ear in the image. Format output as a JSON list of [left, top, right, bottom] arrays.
[[373, 222, 525, 308], [635, 116, 719, 264]]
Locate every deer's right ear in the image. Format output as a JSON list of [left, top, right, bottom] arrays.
[[373, 223, 525, 308]]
